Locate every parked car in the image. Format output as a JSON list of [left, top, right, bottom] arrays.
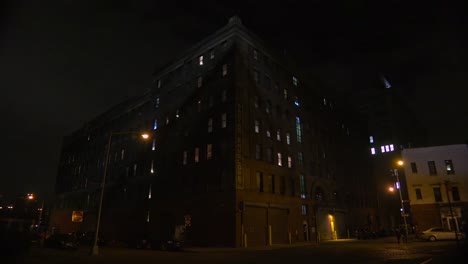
[[417, 227, 464, 241], [44, 233, 79, 249]]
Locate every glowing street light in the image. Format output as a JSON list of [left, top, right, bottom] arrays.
[[27, 193, 34, 200], [393, 160, 409, 242], [91, 131, 151, 256]]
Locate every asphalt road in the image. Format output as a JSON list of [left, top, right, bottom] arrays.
[[5, 237, 467, 264]]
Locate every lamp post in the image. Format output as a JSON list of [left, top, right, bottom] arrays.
[[91, 131, 150, 256], [394, 160, 409, 242]]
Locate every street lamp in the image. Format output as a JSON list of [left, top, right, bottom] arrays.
[[91, 131, 150, 256], [393, 160, 409, 242]]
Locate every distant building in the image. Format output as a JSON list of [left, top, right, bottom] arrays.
[[401, 144, 468, 232], [51, 17, 372, 247]]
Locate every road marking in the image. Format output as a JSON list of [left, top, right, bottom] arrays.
[[420, 258, 432, 264]]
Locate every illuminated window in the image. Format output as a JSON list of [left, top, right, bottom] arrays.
[[146, 211, 150, 222], [133, 164, 137, 177], [300, 174, 306, 199], [381, 146, 386, 153], [199, 55, 204, 65], [371, 148, 376, 155], [283, 89, 288, 99], [150, 160, 154, 174], [197, 99, 202, 112], [207, 144, 212, 160], [323, 98, 327, 105], [294, 96, 299, 106], [385, 145, 390, 152], [293, 76, 298, 86], [276, 129, 281, 141], [390, 144, 394, 151], [296, 117, 302, 143], [286, 132, 291, 145], [266, 129, 271, 138], [194, 148, 199, 163], [153, 118, 158, 130], [254, 120, 260, 133], [166, 116, 170, 124], [222, 64, 228, 76], [148, 184, 152, 199], [198, 76, 203, 88], [445, 160, 455, 174], [277, 153, 282, 166], [175, 109, 180, 118], [369, 136, 374, 143], [208, 118, 213, 133], [221, 113, 227, 128], [155, 97, 160, 109], [287, 156, 292, 168], [183, 151, 188, 165], [152, 139, 156, 151]]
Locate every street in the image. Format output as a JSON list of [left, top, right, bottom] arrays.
[[6, 237, 467, 264]]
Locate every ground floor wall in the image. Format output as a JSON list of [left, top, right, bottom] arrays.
[[410, 202, 468, 233]]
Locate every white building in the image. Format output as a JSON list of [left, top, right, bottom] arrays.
[[401, 144, 468, 232]]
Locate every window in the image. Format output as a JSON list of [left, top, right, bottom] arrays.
[[277, 153, 282, 166], [390, 144, 395, 151], [266, 129, 271, 138], [276, 129, 281, 141], [166, 116, 170, 124], [323, 98, 327, 105], [300, 174, 306, 199], [254, 120, 260, 133], [298, 152, 303, 165], [369, 136, 374, 143], [253, 49, 258, 60], [208, 96, 213, 107], [283, 89, 288, 99], [121, 149, 125, 160], [210, 49, 215, 59], [175, 109, 180, 118], [286, 133, 291, 145], [222, 89, 227, 102], [269, 174, 275, 193], [146, 211, 150, 223], [208, 118, 213, 133], [197, 99, 202, 112], [445, 160, 455, 174], [411, 162, 418, 173], [428, 161, 437, 175], [157, 79, 161, 89], [293, 76, 298, 86], [294, 96, 299, 106], [199, 55, 203, 66], [265, 75, 271, 90], [265, 100, 271, 114], [290, 178, 296, 197], [222, 64, 228, 76], [155, 97, 160, 109], [385, 145, 390, 152], [433, 187, 442, 202], [183, 151, 188, 165], [371, 148, 376, 155], [197, 76, 203, 88], [381, 146, 386, 153], [415, 188, 422, 200], [254, 70, 259, 83], [152, 139, 156, 151], [133, 164, 137, 177], [255, 144, 262, 160], [207, 144, 212, 160], [221, 113, 227, 128], [150, 160, 154, 174], [153, 118, 158, 130], [256, 171, 263, 192], [296, 117, 302, 143], [266, 148, 272, 162], [254, 96, 259, 108], [452, 187, 460, 201], [287, 156, 292, 168], [301, 205, 308, 215], [280, 176, 285, 195], [194, 148, 199, 163]]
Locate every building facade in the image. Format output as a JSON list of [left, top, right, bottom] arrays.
[[51, 17, 369, 247], [401, 144, 468, 232]]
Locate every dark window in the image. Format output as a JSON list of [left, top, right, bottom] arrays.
[[265, 75, 271, 90], [290, 178, 295, 197], [269, 174, 275, 193], [433, 187, 442, 202], [280, 176, 286, 195], [411, 162, 418, 173], [256, 171, 264, 192], [266, 148, 272, 162], [445, 160, 455, 175], [428, 161, 437, 175], [415, 188, 422, 200], [255, 144, 262, 160], [452, 187, 460, 201]]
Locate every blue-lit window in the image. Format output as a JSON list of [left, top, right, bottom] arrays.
[[153, 119, 158, 130], [294, 96, 300, 106], [385, 145, 390, 152], [371, 148, 376, 155], [300, 174, 306, 199], [296, 117, 302, 143], [390, 144, 394, 151], [369, 136, 374, 143], [381, 146, 385, 153]]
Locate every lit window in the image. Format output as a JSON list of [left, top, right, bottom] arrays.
[[148, 184, 152, 199], [166, 116, 170, 124], [276, 129, 281, 141], [195, 148, 199, 163], [295, 117, 302, 143], [121, 149, 125, 160], [207, 144, 212, 160], [183, 151, 188, 165], [153, 118, 158, 130], [254, 120, 260, 133], [155, 97, 160, 109], [294, 96, 299, 106], [150, 160, 154, 174], [283, 89, 288, 99], [146, 211, 150, 222], [385, 145, 390, 152], [371, 148, 376, 155], [175, 109, 180, 118], [277, 153, 282, 166], [198, 76, 203, 88], [381, 146, 386, 153], [287, 156, 292, 168], [208, 118, 213, 133], [210, 49, 215, 59], [266, 129, 271, 138], [323, 98, 327, 105], [222, 64, 228, 76], [445, 160, 455, 174], [390, 144, 394, 151], [253, 49, 258, 60], [286, 132, 291, 145], [152, 139, 156, 151], [199, 55, 204, 66], [369, 136, 374, 143], [293, 76, 298, 86], [300, 174, 306, 199], [221, 113, 227, 128]]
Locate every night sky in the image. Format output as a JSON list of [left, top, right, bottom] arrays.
[[1, 1, 467, 202]]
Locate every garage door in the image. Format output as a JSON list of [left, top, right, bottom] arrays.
[[270, 208, 288, 244], [244, 206, 267, 246]]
